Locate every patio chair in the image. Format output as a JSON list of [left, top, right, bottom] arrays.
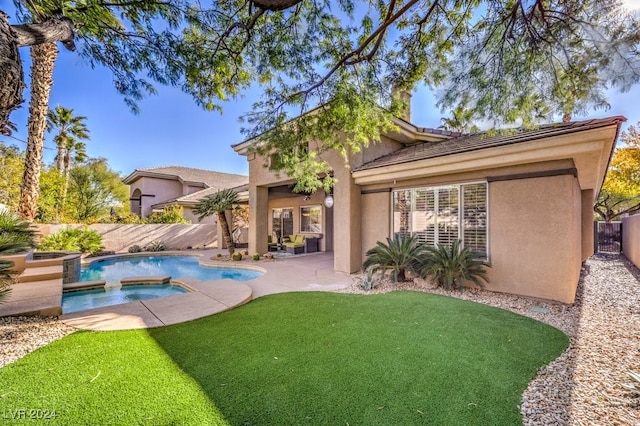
[[267, 235, 279, 252], [284, 234, 305, 254]]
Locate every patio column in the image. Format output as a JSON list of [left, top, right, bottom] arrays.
[[333, 168, 362, 274], [249, 185, 269, 254]]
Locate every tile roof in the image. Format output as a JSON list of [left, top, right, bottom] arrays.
[[151, 183, 250, 208], [123, 165, 247, 188], [353, 117, 626, 172]]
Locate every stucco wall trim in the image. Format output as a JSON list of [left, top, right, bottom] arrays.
[[487, 168, 577, 182], [361, 188, 392, 194]]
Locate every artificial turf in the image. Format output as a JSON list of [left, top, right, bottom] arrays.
[[0, 291, 568, 425]]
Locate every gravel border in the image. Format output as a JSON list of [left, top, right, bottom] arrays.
[[0, 316, 75, 368], [1, 254, 639, 424]]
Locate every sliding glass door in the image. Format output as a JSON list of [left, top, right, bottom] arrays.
[[272, 208, 294, 243]]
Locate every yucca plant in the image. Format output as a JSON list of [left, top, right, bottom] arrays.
[[362, 234, 422, 282], [418, 240, 489, 291], [0, 212, 38, 304]]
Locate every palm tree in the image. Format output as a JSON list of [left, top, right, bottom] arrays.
[[0, 212, 37, 304], [18, 39, 58, 222], [193, 189, 239, 256], [47, 106, 89, 175], [47, 106, 89, 217], [15, 2, 115, 222]]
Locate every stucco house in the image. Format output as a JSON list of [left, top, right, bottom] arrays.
[[122, 166, 248, 224], [233, 114, 624, 304]]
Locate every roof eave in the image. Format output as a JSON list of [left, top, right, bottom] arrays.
[[353, 123, 621, 192]]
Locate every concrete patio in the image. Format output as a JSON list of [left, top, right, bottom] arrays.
[[0, 251, 352, 331]]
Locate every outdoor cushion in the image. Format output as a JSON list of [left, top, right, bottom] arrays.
[[288, 234, 305, 244], [284, 241, 304, 248]]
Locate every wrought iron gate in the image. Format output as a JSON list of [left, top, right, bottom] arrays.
[[594, 221, 622, 253]]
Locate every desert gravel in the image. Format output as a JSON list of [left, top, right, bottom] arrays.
[[1, 254, 639, 424], [0, 316, 74, 368]]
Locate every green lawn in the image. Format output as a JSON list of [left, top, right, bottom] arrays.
[[0, 292, 568, 425]]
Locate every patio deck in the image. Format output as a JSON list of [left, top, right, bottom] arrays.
[[1, 251, 352, 331]]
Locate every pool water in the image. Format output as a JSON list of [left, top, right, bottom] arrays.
[[63, 285, 188, 314], [81, 255, 263, 283]]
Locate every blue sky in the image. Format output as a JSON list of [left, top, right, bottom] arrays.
[[2, 1, 640, 177]]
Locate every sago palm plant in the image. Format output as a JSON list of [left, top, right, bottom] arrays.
[[362, 234, 422, 282], [0, 212, 37, 303], [418, 240, 489, 291]]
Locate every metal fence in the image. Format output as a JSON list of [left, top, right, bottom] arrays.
[[594, 221, 622, 253]]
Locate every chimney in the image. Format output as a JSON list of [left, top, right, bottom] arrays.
[[392, 87, 412, 122]]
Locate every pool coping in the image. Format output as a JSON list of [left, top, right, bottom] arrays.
[[60, 276, 254, 330], [61, 253, 261, 330], [4, 251, 351, 331]]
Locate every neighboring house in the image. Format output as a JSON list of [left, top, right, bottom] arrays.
[[233, 113, 624, 304], [122, 166, 248, 223]]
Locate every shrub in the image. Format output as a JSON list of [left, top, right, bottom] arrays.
[[0, 213, 37, 304], [38, 227, 103, 254], [144, 241, 166, 252], [76, 229, 103, 254], [128, 245, 143, 253], [145, 205, 190, 224], [362, 234, 422, 282], [417, 240, 489, 291], [232, 252, 243, 261], [252, 253, 260, 261], [98, 212, 144, 224], [215, 253, 223, 259]]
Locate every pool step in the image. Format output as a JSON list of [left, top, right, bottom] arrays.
[[63, 280, 106, 291], [120, 276, 171, 284], [16, 265, 64, 283], [0, 278, 63, 317]]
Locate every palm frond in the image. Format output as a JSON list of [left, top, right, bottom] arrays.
[[418, 240, 489, 291], [363, 234, 422, 282]]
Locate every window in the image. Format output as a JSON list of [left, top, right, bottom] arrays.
[[300, 205, 322, 233], [392, 182, 488, 258]]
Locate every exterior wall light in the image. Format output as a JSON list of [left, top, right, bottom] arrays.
[[324, 195, 334, 208]]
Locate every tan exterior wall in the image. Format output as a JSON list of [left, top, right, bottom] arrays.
[[244, 137, 402, 269], [488, 174, 582, 303], [360, 191, 391, 261], [623, 214, 640, 269], [128, 177, 183, 217], [266, 191, 327, 249], [358, 162, 588, 303], [581, 189, 595, 260]]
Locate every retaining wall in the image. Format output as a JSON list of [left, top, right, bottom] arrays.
[[35, 224, 218, 253], [622, 214, 640, 269]]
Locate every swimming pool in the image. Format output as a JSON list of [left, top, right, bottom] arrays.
[[81, 255, 263, 283], [63, 284, 188, 314]]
